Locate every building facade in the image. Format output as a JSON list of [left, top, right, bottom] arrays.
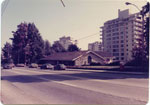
[[88, 41, 103, 51], [40, 51, 113, 66], [101, 9, 143, 63], [54, 36, 77, 50]]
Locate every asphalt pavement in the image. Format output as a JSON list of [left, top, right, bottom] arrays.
[[1, 67, 149, 104]]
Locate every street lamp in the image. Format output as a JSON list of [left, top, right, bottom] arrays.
[[125, 2, 144, 45], [125, 2, 141, 11]]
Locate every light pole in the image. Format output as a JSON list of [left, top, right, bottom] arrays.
[[125, 2, 145, 66], [125, 2, 141, 11]]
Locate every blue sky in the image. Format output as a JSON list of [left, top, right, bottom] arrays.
[[1, 0, 147, 50]]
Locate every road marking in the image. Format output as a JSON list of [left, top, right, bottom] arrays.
[[6, 70, 148, 102], [1, 80, 47, 104], [68, 69, 148, 75], [13, 68, 148, 88]]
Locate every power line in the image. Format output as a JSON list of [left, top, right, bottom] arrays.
[[77, 32, 100, 41], [1, 0, 10, 16]]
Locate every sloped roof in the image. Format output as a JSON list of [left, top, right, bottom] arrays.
[[40, 50, 112, 61], [41, 51, 88, 61], [94, 51, 113, 57]]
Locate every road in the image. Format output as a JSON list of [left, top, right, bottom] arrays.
[[1, 67, 149, 104]]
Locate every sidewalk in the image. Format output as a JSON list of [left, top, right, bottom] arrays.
[[67, 66, 149, 74]]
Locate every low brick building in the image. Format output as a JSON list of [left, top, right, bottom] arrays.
[[40, 51, 113, 66]]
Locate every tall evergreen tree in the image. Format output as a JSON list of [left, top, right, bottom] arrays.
[[11, 22, 28, 64], [44, 40, 52, 56], [10, 22, 44, 64], [27, 23, 44, 63]]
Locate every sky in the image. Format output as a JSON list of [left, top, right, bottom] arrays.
[[1, 0, 147, 50]]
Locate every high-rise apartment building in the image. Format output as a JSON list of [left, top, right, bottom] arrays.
[[101, 9, 143, 62], [88, 41, 103, 51], [54, 36, 78, 50]]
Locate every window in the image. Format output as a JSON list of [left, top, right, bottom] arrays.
[[121, 49, 124, 52], [107, 34, 111, 37], [121, 40, 124, 43], [88, 56, 92, 64], [121, 53, 124, 56], [112, 37, 119, 40], [120, 32, 124, 35], [116, 57, 119, 60], [115, 28, 119, 31], [121, 45, 124, 47], [113, 45, 119, 48], [121, 57, 124, 60], [113, 41, 119, 44], [113, 53, 119, 56], [121, 36, 124, 39], [120, 23, 124, 26], [113, 49, 119, 52], [107, 38, 111, 40]]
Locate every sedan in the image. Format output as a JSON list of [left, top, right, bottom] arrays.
[[54, 64, 66, 70], [29, 63, 38, 68], [3, 63, 14, 69], [40, 64, 54, 70]]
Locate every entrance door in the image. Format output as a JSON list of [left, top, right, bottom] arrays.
[[88, 56, 92, 65]]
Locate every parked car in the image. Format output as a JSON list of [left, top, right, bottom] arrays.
[[29, 63, 38, 68], [3, 63, 14, 69], [40, 64, 54, 70], [54, 64, 66, 70], [16, 64, 25, 67]]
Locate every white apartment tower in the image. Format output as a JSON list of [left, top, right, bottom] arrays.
[[101, 9, 143, 62], [54, 36, 78, 50], [88, 41, 103, 51]]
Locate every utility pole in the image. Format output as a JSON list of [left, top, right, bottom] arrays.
[[60, 0, 65, 7]]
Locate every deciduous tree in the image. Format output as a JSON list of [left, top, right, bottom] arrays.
[[68, 44, 79, 52], [2, 42, 13, 64]]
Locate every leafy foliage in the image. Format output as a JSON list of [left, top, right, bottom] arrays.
[[145, 17, 149, 57], [52, 42, 66, 53], [44, 40, 52, 56], [68, 44, 79, 52], [142, 2, 149, 58], [130, 2, 149, 66], [27, 23, 44, 63], [10, 22, 44, 64], [11, 22, 28, 64], [1, 42, 13, 64]]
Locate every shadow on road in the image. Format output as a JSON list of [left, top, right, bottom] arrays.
[[1, 70, 149, 83]]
